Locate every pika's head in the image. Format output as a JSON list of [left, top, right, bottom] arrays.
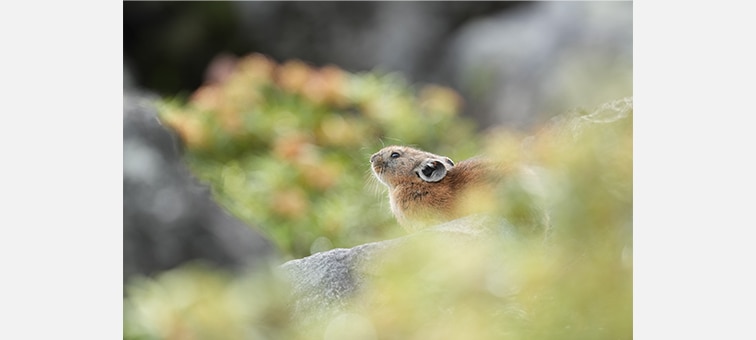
[[370, 146, 455, 188]]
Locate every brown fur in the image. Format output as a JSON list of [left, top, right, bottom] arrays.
[[370, 145, 500, 232]]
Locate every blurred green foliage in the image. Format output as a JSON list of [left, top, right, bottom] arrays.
[[157, 53, 481, 259], [126, 53, 632, 339]]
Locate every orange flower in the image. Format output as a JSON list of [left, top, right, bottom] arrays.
[[271, 188, 309, 219], [272, 132, 314, 162], [161, 114, 209, 150], [236, 53, 276, 85], [320, 65, 348, 106], [301, 65, 348, 106], [301, 72, 329, 105], [298, 159, 342, 191], [277, 59, 313, 94], [190, 85, 223, 111], [216, 106, 243, 136]]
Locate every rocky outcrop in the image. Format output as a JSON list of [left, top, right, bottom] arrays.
[[123, 92, 275, 284], [281, 214, 518, 325]]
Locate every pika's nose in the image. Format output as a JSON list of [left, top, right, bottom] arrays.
[[370, 153, 380, 163]]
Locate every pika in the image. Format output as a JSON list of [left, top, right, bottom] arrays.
[[370, 145, 500, 232]]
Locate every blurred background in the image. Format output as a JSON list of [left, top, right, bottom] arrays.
[[124, 1, 631, 129], [123, 0, 632, 287], [123, 2, 632, 338]]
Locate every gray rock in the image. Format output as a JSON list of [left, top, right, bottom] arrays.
[[443, 1, 632, 129], [123, 91, 276, 285], [280, 214, 517, 325]]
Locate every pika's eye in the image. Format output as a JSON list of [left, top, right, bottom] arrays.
[[390, 152, 400, 158]]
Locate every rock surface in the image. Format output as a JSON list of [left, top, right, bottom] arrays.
[[123, 91, 275, 284], [280, 214, 517, 325]]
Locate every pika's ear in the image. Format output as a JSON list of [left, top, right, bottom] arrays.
[[416, 160, 448, 182], [444, 157, 454, 167]]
